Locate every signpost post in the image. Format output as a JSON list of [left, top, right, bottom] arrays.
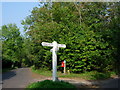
[[64, 60, 66, 74], [41, 41, 66, 81]]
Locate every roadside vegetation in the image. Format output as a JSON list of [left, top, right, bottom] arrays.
[[26, 80, 76, 89], [2, 68, 13, 73], [32, 68, 117, 80], [1, 2, 120, 78]]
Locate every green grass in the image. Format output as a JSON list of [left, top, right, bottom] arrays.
[[32, 68, 117, 80], [26, 80, 77, 89]]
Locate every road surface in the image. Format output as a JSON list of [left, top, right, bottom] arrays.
[[2, 68, 120, 89], [2, 68, 47, 88]]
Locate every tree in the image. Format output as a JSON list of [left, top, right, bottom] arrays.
[[105, 2, 120, 74], [1, 24, 23, 68], [22, 2, 119, 73]]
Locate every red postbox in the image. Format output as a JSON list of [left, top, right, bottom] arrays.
[[61, 61, 64, 67]]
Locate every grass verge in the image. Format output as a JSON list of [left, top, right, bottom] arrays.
[[32, 68, 117, 80], [26, 80, 77, 89]]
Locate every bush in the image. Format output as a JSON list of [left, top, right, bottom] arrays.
[[26, 80, 77, 89], [91, 72, 111, 80], [31, 65, 36, 70]]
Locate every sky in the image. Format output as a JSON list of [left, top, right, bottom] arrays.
[[1, 2, 40, 35]]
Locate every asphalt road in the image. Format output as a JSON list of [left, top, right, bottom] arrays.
[[100, 78, 120, 88], [2, 68, 120, 89], [2, 68, 47, 88]]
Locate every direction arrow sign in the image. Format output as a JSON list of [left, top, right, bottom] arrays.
[[41, 42, 53, 47], [58, 44, 66, 48], [41, 42, 66, 48]]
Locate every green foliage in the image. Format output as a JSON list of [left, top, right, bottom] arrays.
[[21, 2, 120, 73], [1, 24, 23, 68], [2, 68, 13, 73], [2, 2, 119, 74], [26, 80, 76, 89], [91, 72, 111, 80], [31, 65, 36, 70]]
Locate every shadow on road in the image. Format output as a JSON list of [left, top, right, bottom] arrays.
[[2, 71, 16, 81], [87, 78, 120, 89], [62, 77, 120, 89], [99, 78, 120, 88]]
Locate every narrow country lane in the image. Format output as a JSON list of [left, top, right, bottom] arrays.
[[2, 68, 48, 88], [2, 68, 120, 89], [100, 78, 120, 88]]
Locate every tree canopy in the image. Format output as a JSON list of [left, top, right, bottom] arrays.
[[1, 24, 23, 68], [21, 2, 120, 73], [2, 2, 120, 73]]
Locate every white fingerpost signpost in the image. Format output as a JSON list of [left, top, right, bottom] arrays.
[[41, 41, 66, 81]]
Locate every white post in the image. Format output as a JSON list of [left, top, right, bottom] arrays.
[[64, 60, 66, 74], [52, 41, 58, 81], [41, 41, 66, 82]]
